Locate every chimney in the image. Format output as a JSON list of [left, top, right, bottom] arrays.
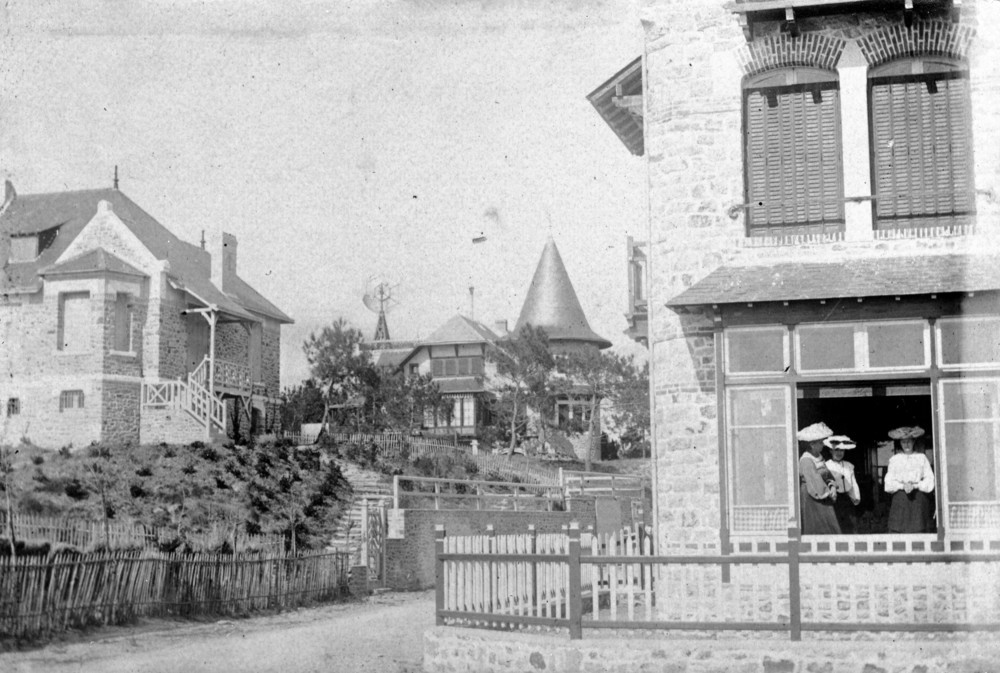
[[210, 232, 238, 292], [493, 319, 508, 337]]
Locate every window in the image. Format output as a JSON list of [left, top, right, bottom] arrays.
[[58, 292, 91, 352], [59, 390, 85, 411], [744, 67, 844, 236], [431, 356, 484, 378], [556, 397, 593, 430], [727, 386, 793, 533], [795, 320, 929, 374], [112, 293, 134, 353], [6, 398, 20, 416], [940, 378, 1000, 530], [725, 327, 788, 376], [936, 317, 1000, 369], [869, 58, 974, 231], [409, 364, 419, 376]]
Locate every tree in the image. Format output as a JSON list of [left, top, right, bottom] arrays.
[[303, 318, 378, 429], [487, 324, 555, 454], [608, 357, 651, 459], [281, 380, 327, 432], [556, 350, 621, 471], [374, 372, 450, 434]]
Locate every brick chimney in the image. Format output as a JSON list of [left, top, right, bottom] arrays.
[[210, 232, 238, 292], [493, 319, 508, 337]]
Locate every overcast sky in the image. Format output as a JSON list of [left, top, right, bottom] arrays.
[[2, 0, 646, 387]]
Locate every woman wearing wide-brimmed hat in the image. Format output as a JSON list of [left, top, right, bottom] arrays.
[[798, 422, 841, 535], [824, 435, 861, 534], [884, 426, 935, 533]]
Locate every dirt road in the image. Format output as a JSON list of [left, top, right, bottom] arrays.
[[1, 590, 434, 673]]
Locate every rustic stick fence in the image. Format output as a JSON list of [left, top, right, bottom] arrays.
[[0, 513, 283, 553], [393, 475, 564, 511], [0, 548, 350, 640], [436, 524, 1000, 641], [558, 469, 644, 499]]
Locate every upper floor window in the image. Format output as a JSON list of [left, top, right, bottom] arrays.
[[869, 57, 974, 231], [112, 292, 134, 353], [58, 292, 91, 352], [59, 390, 85, 411], [743, 67, 844, 237], [431, 356, 484, 378]]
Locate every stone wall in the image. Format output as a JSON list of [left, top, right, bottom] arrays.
[[101, 381, 140, 445], [139, 405, 207, 446], [424, 627, 1000, 673]]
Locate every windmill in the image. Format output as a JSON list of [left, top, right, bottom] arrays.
[[362, 277, 399, 342]]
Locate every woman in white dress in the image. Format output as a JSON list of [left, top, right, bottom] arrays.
[[884, 426, 935, 533], [824, 435, 861, 534]]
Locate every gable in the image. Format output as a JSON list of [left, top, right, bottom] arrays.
[[58, 200, 160, 277]]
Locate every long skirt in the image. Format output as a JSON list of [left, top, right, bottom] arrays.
[[833, 497, 857, 534], [888, 490, 932, 533], [800, 485, 841, 535]]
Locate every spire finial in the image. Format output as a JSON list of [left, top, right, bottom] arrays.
[[113, 165, 119, 190]]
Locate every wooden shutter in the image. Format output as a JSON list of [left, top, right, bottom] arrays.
[[114, 293, 131, 352], [871, 73, 973, 229], [745, 84, 844, 236]]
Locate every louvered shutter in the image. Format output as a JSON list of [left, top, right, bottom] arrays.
[[745, 85, 843, 235], [871, 73, 973, 230]]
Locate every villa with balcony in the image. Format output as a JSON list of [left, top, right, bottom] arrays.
[[0, 180, 292, 449]]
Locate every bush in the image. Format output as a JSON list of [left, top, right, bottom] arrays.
[[31, 455, 44, 466]]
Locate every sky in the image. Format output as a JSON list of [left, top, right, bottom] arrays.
[[1, 0, 647, 388]]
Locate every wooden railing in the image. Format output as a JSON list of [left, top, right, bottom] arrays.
[[214, 358, 252, 390], [393, 475, 564, 512], [0, 549, 349, 639], [436, 524, 1000, 640], [140, 376, 225, 433], [559, 470, 643, 499]]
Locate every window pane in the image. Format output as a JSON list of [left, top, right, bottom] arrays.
[[727, 329, 786, 374], [729, 388, 789, 509], [939, 318, 1000, 367], [942, 379, 999, 420], [943, 421, 998, 502], [868, 322, 925, 368], [798, 325, 855, 371]]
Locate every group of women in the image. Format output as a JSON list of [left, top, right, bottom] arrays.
[[798, 422, 935, 535]]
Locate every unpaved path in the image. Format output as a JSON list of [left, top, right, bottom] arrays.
[[1, 590, 434, 673]]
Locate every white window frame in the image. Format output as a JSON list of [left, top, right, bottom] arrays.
[[937, 376, 1000, 532], [935, 316, 1000, 371], [795, 319, 931, 376], [724, 326, 790, 378], [725, 384, 796, 535]]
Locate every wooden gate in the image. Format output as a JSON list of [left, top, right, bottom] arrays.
[[360, 498, 388, 586]]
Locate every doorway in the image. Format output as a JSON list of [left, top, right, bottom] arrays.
[[796, 381, 936, 534]]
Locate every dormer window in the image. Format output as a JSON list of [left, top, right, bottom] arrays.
[[9, 235, 38, 262]]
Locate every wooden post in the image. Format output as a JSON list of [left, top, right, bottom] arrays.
[[567, 521, 582, 639], [787, 526, 801, 641], [393, 475, 400, 510], [360, 498, 369, 568], [435, 525, 446, 625], [487, 525, 496, 614], [529, 525, 537, 612], [434, 482, 441, 511]]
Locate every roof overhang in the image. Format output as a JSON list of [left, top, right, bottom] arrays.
[[167, 275, 258, 323], [667, 254, 1000, 307], [587, 57, 644, 157]]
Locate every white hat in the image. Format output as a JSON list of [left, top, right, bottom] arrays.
[[797, 422, 833, 443], [888, 426, 925, 440], [823, 435, 857, 450]]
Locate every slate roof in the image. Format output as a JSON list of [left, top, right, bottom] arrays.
[[667, 254, 1000, 307], [0, 187, 291, 323], [40, 248, 146, 278], [423, 314, 498, 345], [513, 238, 611, 349]]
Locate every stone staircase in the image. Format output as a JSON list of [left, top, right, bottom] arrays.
[[328, 458, 393, 564]]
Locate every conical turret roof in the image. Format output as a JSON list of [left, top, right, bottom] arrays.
[[513, 238, 611, 349]]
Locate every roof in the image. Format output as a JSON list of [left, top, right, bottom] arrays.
[[513, 238, 612, 349], [0, 187, 291, 323], [374, 349, 410, 370], [586, 57, 644, 157], [435, 378, 488, 395], [423, 314, 498, 345], [39, 248, 147, 278], [667, 254, 1000, 307]]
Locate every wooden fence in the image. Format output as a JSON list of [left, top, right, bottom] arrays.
[[393, 475, 564, 512], [0, 513, 284, 553], [0, 548, 350, 639], [558, 470, 644, 499], [436, 524, 1000, 640]]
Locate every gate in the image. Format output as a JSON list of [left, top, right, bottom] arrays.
[[360, 498, 388, 586]]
